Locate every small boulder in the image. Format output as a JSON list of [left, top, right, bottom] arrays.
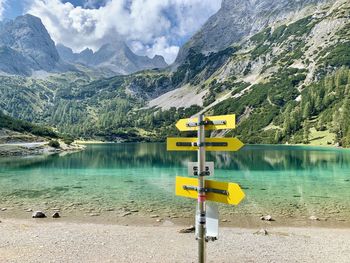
[[179, 225, 195, 233], [1, 208, 7, 211], [52, 212, 60, 218], [260, 215, 274, 221], [150, 214, 159, 218], [32, 211, 46, 218]]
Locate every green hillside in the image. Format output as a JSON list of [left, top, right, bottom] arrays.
[[0, 111, 57, 139]]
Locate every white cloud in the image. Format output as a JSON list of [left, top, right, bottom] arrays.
[[27, 0, 221, 64], [0, 0, 6, 20], [130, 37, 180, 64]]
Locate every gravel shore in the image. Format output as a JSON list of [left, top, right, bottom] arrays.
[[0, 219, 349, 263]]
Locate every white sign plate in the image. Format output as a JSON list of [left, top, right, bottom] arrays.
[[188, 162, 214, 176], [196, 202, 219, 240]]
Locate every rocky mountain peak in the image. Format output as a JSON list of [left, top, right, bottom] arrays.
[[0, 14, 64, 75], [175, 0, 330, 65]]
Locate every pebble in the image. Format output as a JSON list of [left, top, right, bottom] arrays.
[[106, 208, 114, 212], [122, 212, 132, 217], [156, 219, 163, 222], [150, 215, 159, 218], [260, 215, 274, 221], [1, 208, 7, 211], [52, 212, 60, 218], [254, 229, 268, 236], [130, 210, 139, 213], [309, 216, 320, 221], [89, 213, 100, 217], [32, 211, 47, 218], [221, 219, 228, 222], [179, 225, 195, 233]]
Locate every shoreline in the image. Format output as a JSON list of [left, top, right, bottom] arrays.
[[0, 218, 349, 263], [1, 208, 350, 229], [0, 141, 85, 157]]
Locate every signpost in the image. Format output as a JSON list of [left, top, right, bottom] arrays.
[[167, 114, 245, 263]]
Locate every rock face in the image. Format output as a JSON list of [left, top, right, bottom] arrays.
[[175, 0, 330, 65], [0, 14, 71, 76], [57, 41, 168, 75]]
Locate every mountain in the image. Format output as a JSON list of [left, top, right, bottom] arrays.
[[175, 0, 330, 65], [0, 14, 73, 76], [0, 14, 167, 77], [0, 0, 350, 146], [57, 41, 168, 75]]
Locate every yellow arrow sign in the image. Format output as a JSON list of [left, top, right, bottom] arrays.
[[176, 114, 236, 131], [175, 176, 245, 205], [167, 137, 244, 152]]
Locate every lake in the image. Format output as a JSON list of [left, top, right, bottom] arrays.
[[0, 143, 349, 226]]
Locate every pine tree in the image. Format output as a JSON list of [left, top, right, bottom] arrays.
[[303, 120, 310, 144]]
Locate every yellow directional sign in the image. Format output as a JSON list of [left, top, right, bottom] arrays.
[[167, 137, 244, 152], [176, 114, 236, 131], [175, 176, 245, 205]]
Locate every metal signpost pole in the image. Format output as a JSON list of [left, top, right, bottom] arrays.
[[197, 114, 206, 263]]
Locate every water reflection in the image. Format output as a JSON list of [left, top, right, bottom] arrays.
[[2, 144, 350, 172], [0, 144, 349, 221]]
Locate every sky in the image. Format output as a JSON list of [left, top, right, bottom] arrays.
[[0, 0, 222, 64]]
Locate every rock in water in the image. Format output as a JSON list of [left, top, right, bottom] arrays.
[[179, 225, 195, 233], [32, 211, 46, 218], [52, 212, 60, 218]]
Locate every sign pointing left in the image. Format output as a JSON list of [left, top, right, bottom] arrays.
[[176, 114, 236, 131]]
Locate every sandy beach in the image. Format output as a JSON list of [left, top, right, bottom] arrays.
[[0, 218, 349, 263]]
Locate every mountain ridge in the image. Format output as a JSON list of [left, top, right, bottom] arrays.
[[56, 42, 168, 75]]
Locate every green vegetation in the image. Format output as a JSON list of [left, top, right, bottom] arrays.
[[48, 140, 60, 148], [319, 41, 350, 68], [0, 111, 57, 138]]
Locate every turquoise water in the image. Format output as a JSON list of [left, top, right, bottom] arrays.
[[0, 144, 350, 222]]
